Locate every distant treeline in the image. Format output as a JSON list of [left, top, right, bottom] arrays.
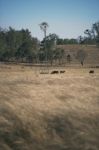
[[0, 27, 67, 64], [57, 21, 99, 45], [0, 21, 99, 64], [0, 27, 39, 62]]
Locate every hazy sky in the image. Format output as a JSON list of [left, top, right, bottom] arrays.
[[0, 0, 99, 40]]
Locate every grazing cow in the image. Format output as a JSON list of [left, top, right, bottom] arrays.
[[60, 70, 65, 73], [89, 70, 94, 74], [51, 70, 59, 74]]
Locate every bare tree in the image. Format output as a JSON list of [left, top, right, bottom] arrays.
[[76, 49, 87, 66]]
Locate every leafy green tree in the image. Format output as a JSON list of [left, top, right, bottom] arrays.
[[5, 27, 17, 60], [45, 34, 58, 65], [0, 27, 39, 62], [57, 38, 64, 45], [54, 48, 65, 65], [57, 38, 78, 45], [40, 33, 58, 65], [14, 28, 39, 62], [0, 28, 7, 61]]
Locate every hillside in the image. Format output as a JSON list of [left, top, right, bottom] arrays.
[[58, 44, 99, 65], [0, 66, 99, 150]]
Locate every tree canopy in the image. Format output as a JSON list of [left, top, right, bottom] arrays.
[[0, 27, 39, 62], [0, 21, 98, 65], [79, 21, 99, 46]]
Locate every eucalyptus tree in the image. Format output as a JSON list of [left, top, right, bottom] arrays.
[[84, 21, 99, 46], [39, 33, 58, 65], [45, 33, 58, 65], [92, 22, 99, 46]]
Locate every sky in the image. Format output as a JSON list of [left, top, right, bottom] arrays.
[[0, 0, 99, 40]]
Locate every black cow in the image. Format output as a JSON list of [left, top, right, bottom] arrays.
[[51, 70, 59, 74], [89, 70, 94, 74]]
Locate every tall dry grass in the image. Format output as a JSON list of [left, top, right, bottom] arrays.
[[0, 65, 99, 150]]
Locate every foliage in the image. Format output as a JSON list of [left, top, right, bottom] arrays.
[[78, 21, 99, 46], [39, 34, 65, 65], [0, 27, 39, 62], [57, 38, 78, 45], [0, 21, 98, 64]]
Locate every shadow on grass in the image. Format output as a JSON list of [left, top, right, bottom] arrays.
[[0, 104, 40, 150], [43, 113, 99, 150], [0, 103, 99, 150]]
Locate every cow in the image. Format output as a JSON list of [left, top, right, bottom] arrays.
[[89, 70, 94, 74], [51, 70, 59, 74], [60, 70, 65, 73]]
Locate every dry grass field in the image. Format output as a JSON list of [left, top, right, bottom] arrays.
[[0, 64, 99, 150]]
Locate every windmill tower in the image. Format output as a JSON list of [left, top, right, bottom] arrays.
[[39, 22, 49, 74]]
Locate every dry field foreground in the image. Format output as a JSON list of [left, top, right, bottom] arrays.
[[0, 65, 99, 150]]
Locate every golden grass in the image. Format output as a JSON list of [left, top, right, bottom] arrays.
[[0, 64, 99, 150]]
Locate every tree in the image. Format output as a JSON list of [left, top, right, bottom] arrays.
[[84, 21, 99, 46], [76, 49, 87, 66], [0, 28, 7, 61], [78, 36, 84, 44], [6, 27, 17, 59], [16, 42, 31, 62], [0, 27, 39, 62], [84, 29, 92, 39], [57, 38, 64, 45], [92, 22, 99, 46], [84, 29, 95, 44], [39, 33, 58, 65], [54, 48, 65, 65], [45, 33, 58, 65], [57, 38, 78, 45]]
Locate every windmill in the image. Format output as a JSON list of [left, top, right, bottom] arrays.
[[39, 22, 49, 74]]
